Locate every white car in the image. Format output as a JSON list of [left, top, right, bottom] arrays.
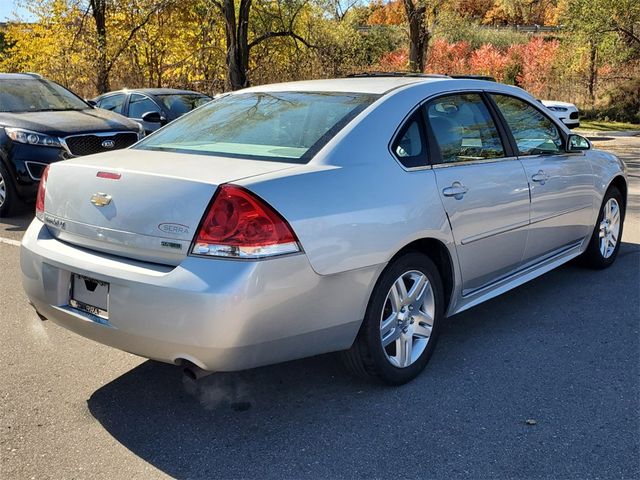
[[541, 100, 580, 129]]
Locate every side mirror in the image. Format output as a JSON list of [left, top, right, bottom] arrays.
[[567, 134, 591, 152], [141, 111, 167, 125], [86, 99, 97, 107]]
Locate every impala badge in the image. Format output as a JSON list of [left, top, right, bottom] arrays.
[[90, 193, 112, 207], [101, 139, 116, 149]]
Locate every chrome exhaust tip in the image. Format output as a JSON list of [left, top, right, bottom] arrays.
[[180, 360, 214, 381]]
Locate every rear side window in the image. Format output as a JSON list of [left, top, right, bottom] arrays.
[[135, 91, 378, 163], [98, 94, 125, 114], [491, 94, 562, 155], [426, 93, 505, 164], [129, 94, 160, 118], [392, 113, 427, 168]]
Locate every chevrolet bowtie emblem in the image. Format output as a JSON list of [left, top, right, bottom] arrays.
[[90, 193, 112, 207]]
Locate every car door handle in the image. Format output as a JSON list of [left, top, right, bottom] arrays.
[[442, 182, 468, 200], [531, 170, 550, 184]]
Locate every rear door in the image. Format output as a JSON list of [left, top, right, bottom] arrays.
[[425, 93, 530, 294], [95, 93, 126, 114], [490, 94, 595, 263]]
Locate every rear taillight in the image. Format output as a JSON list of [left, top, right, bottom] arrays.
[[192, 184, 300, 259], [35, 165, 49, 221]]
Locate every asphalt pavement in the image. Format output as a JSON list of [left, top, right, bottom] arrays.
[[1, 134, 638, 479]]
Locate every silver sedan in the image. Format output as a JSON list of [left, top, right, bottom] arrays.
[[21, 76, 627, 385]]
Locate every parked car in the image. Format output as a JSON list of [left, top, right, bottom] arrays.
[[541, 100, 580, 129], [92, 88, 211, 134], [21, 76, 627, 385], [0, 73, 144, 217]]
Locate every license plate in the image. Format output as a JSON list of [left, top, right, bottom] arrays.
[[69, 274, 109, 320]]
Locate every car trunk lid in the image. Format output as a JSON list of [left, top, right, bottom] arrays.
[[43, 149, 297, 265]]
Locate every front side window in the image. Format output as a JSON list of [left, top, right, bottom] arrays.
[[97, 94, 125, 114], [128, 94, 160, 119], [426, 93, 505, 164], [491, 94, 562, 155], [0, 78, 88, 113], [392, 114, 427, 168], [135, 91, 378, 163]]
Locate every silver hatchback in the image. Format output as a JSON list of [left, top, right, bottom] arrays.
[[21, 76, 627, 385]]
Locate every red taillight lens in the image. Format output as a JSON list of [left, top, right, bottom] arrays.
[[35, 165, 50, 221], [192, 184, 300, 259]]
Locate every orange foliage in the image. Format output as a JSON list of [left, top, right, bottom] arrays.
[[425, 39, 472, 75], [469, 44, 510, 82], [510, 37, 560, 97], [379, 49, 409, 70], [454, 0, 494, 20], [402, 37, 562, 98], [367, 0, 405, 26]]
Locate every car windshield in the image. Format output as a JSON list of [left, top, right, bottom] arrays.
[[135, 91, 378, 163], [0, 78, 89, 113], [156, 94, 211, 117]]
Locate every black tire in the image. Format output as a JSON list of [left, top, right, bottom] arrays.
[[342, 252, 445, 385], [0, 162, 19, 218], [580, 186, 625, 269]]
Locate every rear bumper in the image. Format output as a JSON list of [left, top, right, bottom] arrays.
[[20, 219, 379, 371]]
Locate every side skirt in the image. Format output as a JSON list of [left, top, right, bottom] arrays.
[[449, 240, 584, 316]]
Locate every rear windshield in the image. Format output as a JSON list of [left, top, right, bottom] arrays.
[[0, 78, 89, 112], [156, 94, 211, 117], [135, 91, 379, 163]]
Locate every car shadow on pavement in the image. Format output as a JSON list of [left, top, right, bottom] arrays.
[[1, 210, 33, 233], [87, 242, 640, 479]]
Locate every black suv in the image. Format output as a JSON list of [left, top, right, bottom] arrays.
[[0, 73, 143, 216]]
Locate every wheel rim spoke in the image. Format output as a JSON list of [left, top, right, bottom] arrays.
[[389, 279, 406, 310], [396, 334, 413, 368], [380, 312, 400, 347], [407, 274, 427, 303], [0, 176, 5, 206]]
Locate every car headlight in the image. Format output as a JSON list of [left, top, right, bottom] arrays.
[[4, 127, 62, 147], [136, 123, 145, 140]]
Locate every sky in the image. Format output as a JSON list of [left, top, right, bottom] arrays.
[[0, 1, 33, 22]]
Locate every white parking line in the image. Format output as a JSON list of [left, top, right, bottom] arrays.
[[0, 236, 21, 247]]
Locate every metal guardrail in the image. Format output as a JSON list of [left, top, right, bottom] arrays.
[[357, 24, 562, 33]]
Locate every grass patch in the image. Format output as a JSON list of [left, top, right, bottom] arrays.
[[578, 120, 640, 132]]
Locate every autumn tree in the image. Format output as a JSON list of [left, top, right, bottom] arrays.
[[210, 0, 313, 90], [84, 0, 176, 93], [402, 0, 445, 72], [565, 0, 640, 105]]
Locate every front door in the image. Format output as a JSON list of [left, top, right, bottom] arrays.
[[490, 94, 595, 263], [425, 93, 531, 294], [127, 93, 164, 133]]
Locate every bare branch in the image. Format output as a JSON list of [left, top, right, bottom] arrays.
[[248, 31, 315, 50]]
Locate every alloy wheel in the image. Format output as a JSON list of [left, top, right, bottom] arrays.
[[380, 270, 435, 368], [599, 197, 620, 258], [0, 170, 6, 208]]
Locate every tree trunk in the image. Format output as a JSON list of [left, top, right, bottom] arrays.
[[222, 0, 251, 90], [404, 0, 427, 72], [587, 40, 597, 107], [90, 0, 110, 93]]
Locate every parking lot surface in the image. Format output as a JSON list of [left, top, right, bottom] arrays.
[[1, 134, 638, 479]]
